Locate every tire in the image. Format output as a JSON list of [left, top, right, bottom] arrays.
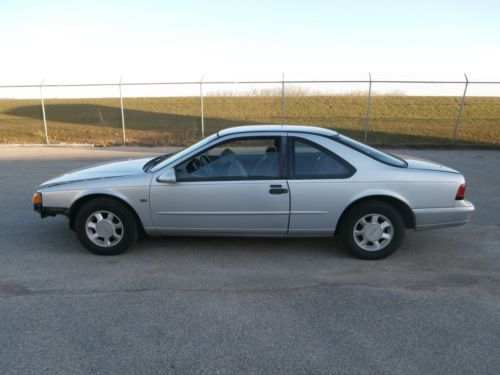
[[74, 198, 139, 255], [340, 200, 405, 260]]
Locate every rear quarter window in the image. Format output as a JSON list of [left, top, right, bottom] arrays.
[[334, 135, 407, 168], [289, 137, 355, 179]]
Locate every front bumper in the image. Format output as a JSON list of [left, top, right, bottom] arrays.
[[413, 200, 475, 230], [34, 203, 67, 218], [33, 191, 68, 218]]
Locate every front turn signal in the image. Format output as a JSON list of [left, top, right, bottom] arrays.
[[33, 192, 42, 206]]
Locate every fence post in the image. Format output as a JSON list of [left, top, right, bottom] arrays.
[[199, 76, 205, 139], [119, 77, 126, 144], [363, 72, 372, 143], [452, 73, 469, 144], [39, 79, 49, 144], [281, 73, 285, 126]]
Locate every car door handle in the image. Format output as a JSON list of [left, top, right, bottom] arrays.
[[269, 185, 288, 195]]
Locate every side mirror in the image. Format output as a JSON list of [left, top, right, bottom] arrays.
[[156, 168, 176, 183]]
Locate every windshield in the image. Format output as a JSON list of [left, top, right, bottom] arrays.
[[147, 133, 219, 172], [334, 134, 407, 168]]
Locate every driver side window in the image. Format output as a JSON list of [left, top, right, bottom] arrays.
[[175, 137, 282, 181]]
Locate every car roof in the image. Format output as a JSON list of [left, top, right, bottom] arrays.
[[217, 125, 338, 137]]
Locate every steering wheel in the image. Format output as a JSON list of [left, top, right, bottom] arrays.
[[199, 154, 210, 166], [197, 154, 214, 175]]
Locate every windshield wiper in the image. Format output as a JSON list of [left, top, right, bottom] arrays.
[[143, 153, 173, 172]]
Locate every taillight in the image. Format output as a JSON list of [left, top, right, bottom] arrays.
[[455, 183, 466, 200]]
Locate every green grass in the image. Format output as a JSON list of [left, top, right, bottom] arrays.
[[0, 95, 499, 146]]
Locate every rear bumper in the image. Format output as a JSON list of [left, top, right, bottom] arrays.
[[413, 200, 475, 231]]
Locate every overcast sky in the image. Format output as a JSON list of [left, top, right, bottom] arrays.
[[0, 0, 499, 96]]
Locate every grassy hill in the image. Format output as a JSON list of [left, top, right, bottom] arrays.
[[0, 95, 499, 146]]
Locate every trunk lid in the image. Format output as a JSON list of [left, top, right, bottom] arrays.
[[395, 154, 459, 174]]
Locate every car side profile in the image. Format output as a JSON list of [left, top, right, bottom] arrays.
[[33, 125, 475, 259]]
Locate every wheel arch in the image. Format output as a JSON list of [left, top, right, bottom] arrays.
[[69, 193, 145, 233], [335, 194, 416, 234]]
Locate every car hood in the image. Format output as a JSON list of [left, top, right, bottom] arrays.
[[395, 154, 459, 173], [39, 157, 154, 188]]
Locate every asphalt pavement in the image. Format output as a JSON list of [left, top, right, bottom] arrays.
[[0, 146, 499, 374]]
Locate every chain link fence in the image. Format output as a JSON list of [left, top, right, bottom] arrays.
[[0, 75, 499, 147]]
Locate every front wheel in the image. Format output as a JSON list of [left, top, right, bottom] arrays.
[[74, 198, 139, 255], [340, 201, 405, 260]]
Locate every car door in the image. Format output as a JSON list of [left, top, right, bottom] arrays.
[[286, 133, 356, 235], [149, 134, 290, 235]]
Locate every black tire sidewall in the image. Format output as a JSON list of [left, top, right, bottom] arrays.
[[75, 198, 138, 255], [341, 201, 405, 260]]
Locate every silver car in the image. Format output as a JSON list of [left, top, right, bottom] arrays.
[[33, 125, 474, 259]]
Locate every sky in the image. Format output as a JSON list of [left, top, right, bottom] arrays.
[[0, 0, 499, 96]]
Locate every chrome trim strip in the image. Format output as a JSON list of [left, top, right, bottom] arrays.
[[156, 211, 289, 215], [155, 211, 327, 216]]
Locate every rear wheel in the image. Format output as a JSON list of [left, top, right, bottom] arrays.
[[75, 198, 139, 255], [340, 201, 405, 260]]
